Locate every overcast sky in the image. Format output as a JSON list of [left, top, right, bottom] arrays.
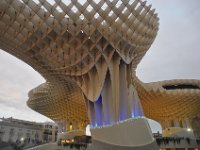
[[137, 0, 200, 82], [0, 0, 200, 132]]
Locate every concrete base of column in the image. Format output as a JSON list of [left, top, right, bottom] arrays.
[[90, 117, 159, 150]]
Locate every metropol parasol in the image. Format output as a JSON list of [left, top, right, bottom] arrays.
[[0, 0, 200, 149]]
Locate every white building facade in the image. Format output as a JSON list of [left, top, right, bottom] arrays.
[[0, 117, 57, 144]]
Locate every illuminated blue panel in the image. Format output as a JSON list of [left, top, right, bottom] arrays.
[[101, 72, 114, 126], [131, 112, 135, 118], [95, 95, 103, 126], [132, 94, 144, 118], [133, 97, 139, 118], [118, 95, 129, 121], [118, 111, 127, 121]]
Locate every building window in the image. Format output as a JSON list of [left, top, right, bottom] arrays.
[[9, 128, 14, 135]]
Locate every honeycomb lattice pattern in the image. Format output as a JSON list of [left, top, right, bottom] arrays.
[[0, 0, 159, 127], [1, 0, 199, 132], [0, 0, 159, 101], [133, 75, 200, 128], [27, 81, 89, 129]]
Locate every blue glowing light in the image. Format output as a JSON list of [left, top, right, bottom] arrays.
[[132, 112, 135, 118], [118, 116, 121, 122], [95, 95, 103, 126]]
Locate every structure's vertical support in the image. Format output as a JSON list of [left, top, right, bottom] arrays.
[[167, 120, 170, 128], [170, 119, 175, 127], [88, 100, 96, 127], [72, 120, 79, 130], [52, 129, 56, 142], [161, 120, 165, 129], [88, 67, 101, 101], [174, 119, 179, 127], [67, 122, 72, 131], [78, 121, 84, 130], [108, 54, 121, 122], [164, 120, 168, 129], [64, 121, 68, 131], [132, 86, 144, 117], [128, 84, 134, 118], [188, 118, 192, 129], [164, 120, 169, 129], [179, 119, 184, 128], [128, 85, 144, 119], [118, 61, 131, 121], [185, 118, 191, 128], [94, 95, 103, 126], [162, 119, 178, 129], [182, 119, 187, 128], [128, 68, 145, 118], [101, 72, 114, 125]]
